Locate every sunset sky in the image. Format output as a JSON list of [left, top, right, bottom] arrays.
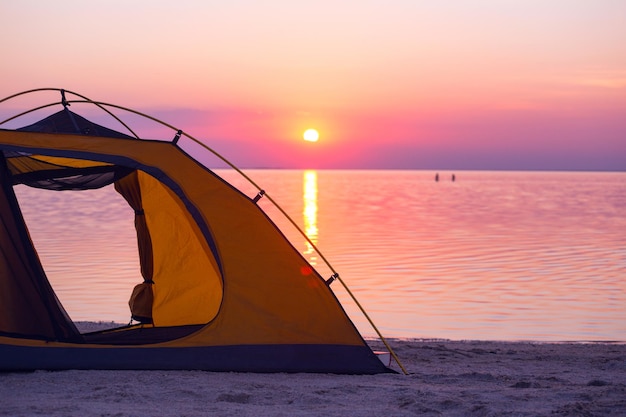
[[2, 1, 625, 170]]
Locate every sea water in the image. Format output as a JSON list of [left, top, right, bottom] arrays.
[[15, 170, 626, 342]]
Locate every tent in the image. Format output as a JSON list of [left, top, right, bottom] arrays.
[[0, 89, 396, 373]]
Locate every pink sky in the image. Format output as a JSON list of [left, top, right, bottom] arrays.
[[2, 1, 625, 170]]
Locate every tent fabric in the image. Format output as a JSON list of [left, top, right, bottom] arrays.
[[17, 108, 135, 139], [135, 168, 222, 326], [115, 170, 156, 324], [0, 342, 386, 373], [0, 154, 80, 341], [0, 108, 389, 373], [8, 153, 133, 190], [128, 282, 154, 324], [115, 170, 154, 285]]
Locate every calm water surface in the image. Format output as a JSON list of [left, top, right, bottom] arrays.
[[16, 170, 626, 342]]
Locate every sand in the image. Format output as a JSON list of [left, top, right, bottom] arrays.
[[1, 323, 625, 416]]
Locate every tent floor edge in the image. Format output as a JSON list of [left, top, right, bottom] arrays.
[[0, 341, 393, 374]]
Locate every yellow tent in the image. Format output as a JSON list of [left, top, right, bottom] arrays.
[[0, 89, 393, 373]]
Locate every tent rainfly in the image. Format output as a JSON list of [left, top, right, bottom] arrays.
[[0, 88, 400, 374]]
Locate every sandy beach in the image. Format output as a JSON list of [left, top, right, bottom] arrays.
[[1, 323, 624, 416]]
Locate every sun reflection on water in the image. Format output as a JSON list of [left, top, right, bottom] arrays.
[[302, 170, 318, 265]]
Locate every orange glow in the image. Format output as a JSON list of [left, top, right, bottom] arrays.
[[1, 2, 625, 170]]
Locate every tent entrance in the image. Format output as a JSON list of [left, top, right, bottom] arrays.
[[13, 166, 225, 330], [14, 184, 142, 327]]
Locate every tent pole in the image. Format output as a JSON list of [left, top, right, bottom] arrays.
[[0, 88, 140, 139]]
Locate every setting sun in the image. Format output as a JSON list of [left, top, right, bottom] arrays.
[[303, 129, 319, 142]]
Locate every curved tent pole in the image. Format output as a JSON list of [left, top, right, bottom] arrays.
[[61, 99, 270, 195], [0, 88, 408, 374], [0, 102, 60, 126], [0, 88, 139, 139]]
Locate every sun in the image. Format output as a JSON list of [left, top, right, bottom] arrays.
[[303, 128, 319, 142]]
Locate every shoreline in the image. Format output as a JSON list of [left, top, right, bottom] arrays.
[[75, 320, 626, 345], [1, 322, 625, 416]]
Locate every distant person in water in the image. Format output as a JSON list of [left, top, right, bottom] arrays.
[[435, 173, 439, 182], [452, 174, 456, 182]]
